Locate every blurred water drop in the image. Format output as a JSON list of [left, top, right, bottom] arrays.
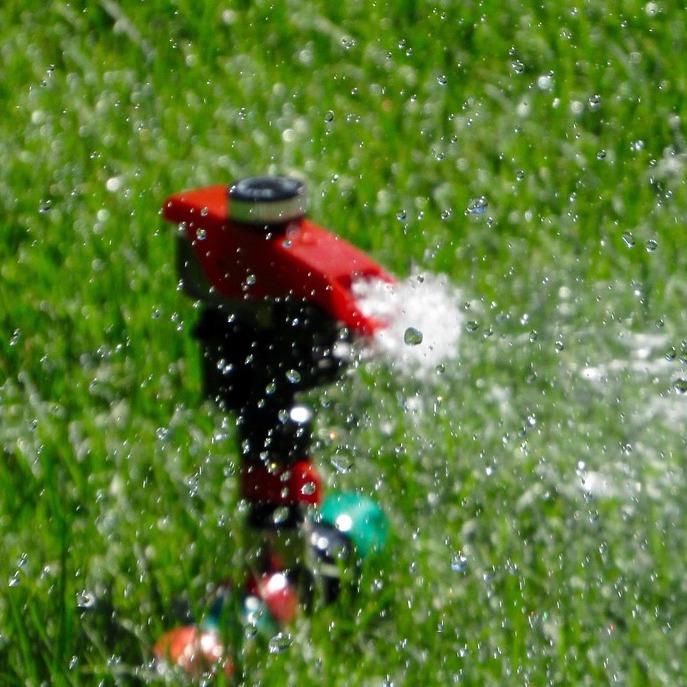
[[216, 358, 233, 375], [621, 232, 635, 248], [76, 589, 96, 610], [330, 455, 353, 473], [324, 110, 334, 123], [588, 94, 602, 110], [451, 553, 468, 573], [106, 176, 123, 192], [38, 199, 52, 214], [537, 74, 553, 91], [596, 149, 607, 160], [272, 507, 290, 525], [404, 327, 423, 345], [436, 74, 448, 86], [511, 60, 525, 74], [285, 369, 301, 384], [396, 209, 407, 222], [466, 196, 488, 216], [268, 631, 292, 654], [465, 320, 479, 333], [196, 228, 207, 241], [301, 481, 317, 496], [673, 378, 687, 395], [645, 239, 658, 253], [516, 169, 525, 181], [555, 340, 565, 352]]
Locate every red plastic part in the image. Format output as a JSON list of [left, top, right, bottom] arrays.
[[154, 626, 233, 678], [240, 458, 323, 506], [245, 572, 299, 624], [162, 185, 393, 336]]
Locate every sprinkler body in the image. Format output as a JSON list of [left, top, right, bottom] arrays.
[[157, 176, 392, 675]]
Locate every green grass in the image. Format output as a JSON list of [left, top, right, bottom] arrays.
[[2, 1, 687, 684]]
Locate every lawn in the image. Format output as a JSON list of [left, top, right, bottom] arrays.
[[2, 1, 687, 684]]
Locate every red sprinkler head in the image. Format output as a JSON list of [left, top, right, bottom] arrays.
[[162, 176, 393, 337]]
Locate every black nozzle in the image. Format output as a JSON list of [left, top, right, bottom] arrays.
[[307, 522, 356, 604], [228, 176, 306, 226]]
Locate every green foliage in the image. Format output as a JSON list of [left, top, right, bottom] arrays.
[[2, 1, 687, 684]]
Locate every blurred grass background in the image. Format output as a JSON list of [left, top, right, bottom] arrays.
[[2, 1, 687, 684]]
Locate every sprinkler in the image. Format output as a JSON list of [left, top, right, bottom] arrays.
[[154, 176, 393, 676]]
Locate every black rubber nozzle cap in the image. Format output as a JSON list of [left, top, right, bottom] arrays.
[[228, 176, 307, 226]]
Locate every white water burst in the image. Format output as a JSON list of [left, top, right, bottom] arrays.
[[353, 271, 464, 376]]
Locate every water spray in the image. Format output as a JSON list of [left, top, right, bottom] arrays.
[[154, 176, 393, 677]]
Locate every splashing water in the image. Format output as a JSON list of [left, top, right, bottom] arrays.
[[352, 272, 464, 376]]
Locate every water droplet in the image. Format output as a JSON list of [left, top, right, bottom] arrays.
[[674, 378, 687, 395], [324, 110, 334, 123], [511, 60, 525, 74], [588, 94, 601, 110], [245, 273, 257, 286], [106, 176, 123, 192], [76, 589, 96, 609], [537, 74, 553, 91], [466, 196, 488, 216], [596, 149, 607, 160], [155, 427, 169, 441], [285, 369, 301, 384], [330, 455, 353, 473], [529, 330, 538, 342], [196, 228, 207, 241], [436, 74, 448, 86], [268, 631, 292, 654], [646, 239, 658, 253], [465, 320, 479, 333], [38, 199, 52, 214], [216, 358, 233, 375], [200, 206, 209, 217], [301, 481, 317, 496], [555, 340, 565, 352], [396, 209, 407, 222], [272, 507, 290, 525], [630, 139, 645, 152], [451, 553, 468, 573], [515, 169, 525, 181], [622, 231, 635, 248], [404, 327, 423, 345]]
